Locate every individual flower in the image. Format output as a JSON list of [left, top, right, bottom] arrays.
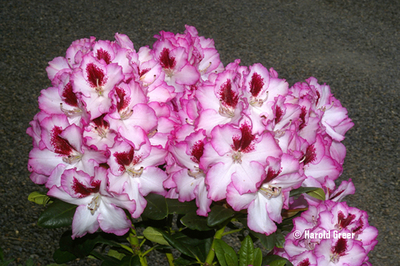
[[28, 115, 107, 188], [72, 54, 124, 119], [201, 121, 282, 201], [107, 139, 168, 218], [195, 64, 246, 134], [105, 80, 158, 148], [227, 154, 304, 235], [48, 167, 135, 239], [169, 129, 211, 216]]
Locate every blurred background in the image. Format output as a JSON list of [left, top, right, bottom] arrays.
[[1, 0, 398, 265]]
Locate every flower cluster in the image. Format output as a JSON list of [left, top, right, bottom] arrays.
[[275, 200, 378, 266], [27, 25, 355, 240]]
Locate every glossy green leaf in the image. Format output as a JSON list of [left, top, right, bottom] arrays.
[[154, 229, 196, 258], [120, 254, 141, 266], [181, 212, 212, 231], [253, 248, 262, 266], [207, 205, 235, 227], [53, 248, 77, 264], [143, 226, 170, 246], [239, 235, 254, 266], [142, 193, 168, 220], [289, 187, 320, 197], [166, 198, 197, 214], [90, 250, 124, 266], [58, 230, 124, 260], [173, 256, 193, 265], [37, 199, 76, 228], [214, 239, 238, 266], [107, 248, 126, 260], [28, 191, 53, 206], [307, 188, 325, 200], [275, 230, 285, 248], [250, 231, 275, 251], [262, 255, 293, 266]]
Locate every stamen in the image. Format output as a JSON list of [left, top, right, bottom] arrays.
[[95, 79, 104, 96], [199, 62, 212, 74], [120, 109, 133, 120], [231, 151, 242, 164], [218, 103, 235, 118], [260, 185, 282, 199], [62, 153, 82, 164], [60, 103, 82, 118], [188, 167, 204, 178], [141, 74, 157, 87], [87, 194, 101, 215], [127, 166, 144, 177]]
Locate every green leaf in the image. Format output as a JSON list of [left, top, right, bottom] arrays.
[[181, 212, 212, 231], [275, 230, 285, 248], [37, 199, 76, 228], [250, 231, 275, 251], [239, 235, 254, 266], [262, 255, 292, 266], [57, 230, 124, 260], [207, 205, 235, 227], [166, 198, 197, 214], [28, 191, 53, 206], [143, 226, 170, 246], [142, 193, 168, 220], [120, 255, 141, 266], [307, 188, 325, 200], [253, 248, 262, 266], [107, 248, 126, 260], [53, 248, 77, 264], [289, 187, 320, 197], [214, 239, 238, 266], [154, 229, 196, 258], [173, 256, 193, 265]]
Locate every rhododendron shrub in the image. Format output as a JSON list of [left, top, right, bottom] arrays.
[[27, 25, 377, 266]]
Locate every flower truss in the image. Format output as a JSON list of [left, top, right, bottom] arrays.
[[27, 25, 377, 265], [275, 200, 378, 266]]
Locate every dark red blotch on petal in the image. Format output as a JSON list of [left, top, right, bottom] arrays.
[[139, 68, 150, 77], [72, 177, 100, 198], [96, 48, 112, 64], [298, 258, 310, 266], [61, 82, 78, 107], [249, 72, 264, 97], [299, 106, 307, 130], [92, 114, 109, 129], [263, 168, 281, 184], [159, 48, 176, 69], [303, 144, 316, 165], [338, 211, 356, 229], [114, 147, 134, 167], [275, 105, 283, 124], [219, 79, 238, 108], [232, 123, 255, 153], [51, 126, 74, 156], [333, 237, 347, 256], [115, 87, 130, 112], [86, 63, 106, 88], [191, 140, 204, 164]]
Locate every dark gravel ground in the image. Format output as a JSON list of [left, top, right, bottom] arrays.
[[1, 0, 399, 265]]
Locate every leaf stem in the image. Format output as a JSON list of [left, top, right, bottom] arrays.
[[128, 225, 148, 266], [221, 227, 243, 237], [204, 225, 226, 265]]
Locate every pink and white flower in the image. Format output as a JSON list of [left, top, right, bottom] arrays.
[[48, 167, 134, 239]]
